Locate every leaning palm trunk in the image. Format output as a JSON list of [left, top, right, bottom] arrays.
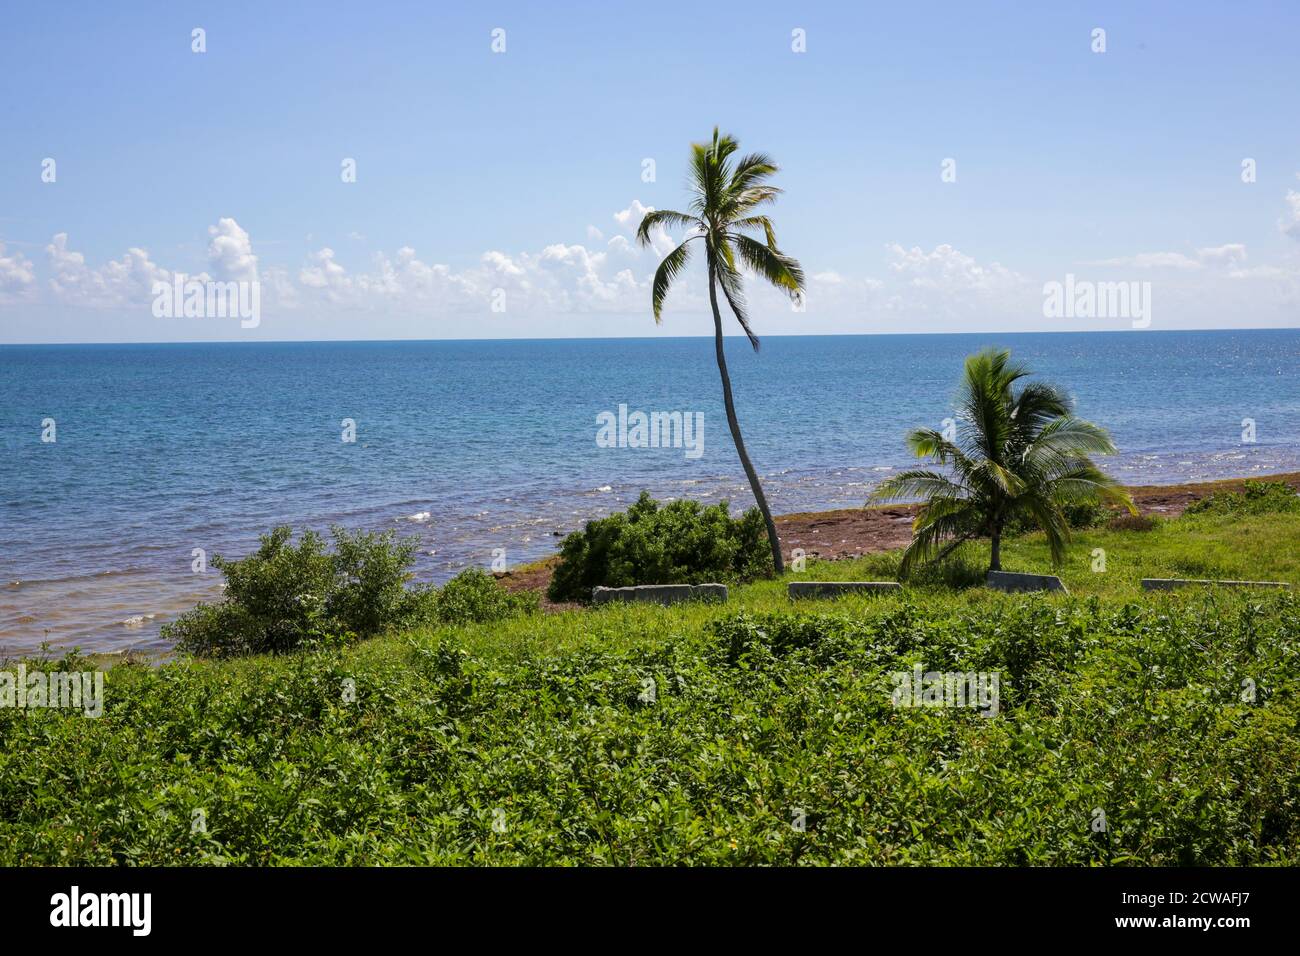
[[708, 255, 784, 573]]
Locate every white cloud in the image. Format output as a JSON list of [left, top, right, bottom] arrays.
[[611, 199, 679, 256], [613, 200, 653, 232], [298, 247, 347, 291], [1090, 244, 1247, 271], [207, 217, 258, 281], [17, 189, 1299, 335], [886, 243, 1026, 293], [0, 241, 36, 300], [45, 233, 172, 308], [1093, 251, 1202, 270], [1283, 180, 1300, 240]]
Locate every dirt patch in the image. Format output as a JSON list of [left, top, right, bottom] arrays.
[[773, 505, 919, 562]]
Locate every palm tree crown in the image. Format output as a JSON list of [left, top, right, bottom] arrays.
[[636, 128, 805, 341], [870, 348, 1135, 576], [636, 128, 804, 573]]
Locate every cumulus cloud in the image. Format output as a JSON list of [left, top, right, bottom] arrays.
[[207, 217, 258, 281], [19, 189, 1298, 333], [0, 241, 36, 300], [33, 219, 262, 311], [886, 243, 1026, 293], [612, 199, 678, 256], [44, 233, 171, 307], [286, 237, 646, 315], [613, 200, 653, 232]]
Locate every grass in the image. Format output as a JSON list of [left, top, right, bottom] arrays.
[[1, 508, 1298, 865]]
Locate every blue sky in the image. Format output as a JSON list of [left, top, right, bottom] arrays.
[[2, 0, 1298, 343]]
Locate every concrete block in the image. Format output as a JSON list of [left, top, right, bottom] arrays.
[[591, 583, 728, 605], [1141, 578, 1291, 591], [987, 570, 1069, 594], [788, 581, 902, 599]]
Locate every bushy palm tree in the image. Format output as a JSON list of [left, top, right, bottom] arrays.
[[869, 348, 1135, 576], [636, 128, 804, 573]]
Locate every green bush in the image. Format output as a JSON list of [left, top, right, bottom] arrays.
[[424, 568, 538, 625], [164, 527, 539, 657], [1186, 479, 1300, 517], [547, 492, 773, 602], [164, 527, 351, 657], [1007, 499, 1110, 535]]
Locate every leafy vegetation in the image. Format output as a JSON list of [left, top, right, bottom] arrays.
[[1185, 479, 1300, 518], [547, 492, 773, 602], [2, 506, 1298, 865], [870, 348, 1135, 575], [162, 527, 532, 657], [427, 568, 537, 626], [1007, 499, 1111, 535]]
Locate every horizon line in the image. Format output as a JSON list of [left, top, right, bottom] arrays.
[[3, 325, 1298, 348]]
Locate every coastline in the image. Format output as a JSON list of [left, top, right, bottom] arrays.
[[13, 468, 1300, 670], [4, 468, 1298, 659]]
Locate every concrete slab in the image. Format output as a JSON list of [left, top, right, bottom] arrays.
[[987, 570, 1069, 594], [591, 583, 728, 605], [788, 581, 902, 599], [1141, 578, 1291, 591]]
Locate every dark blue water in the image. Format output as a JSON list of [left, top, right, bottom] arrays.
[[2, 330, 1298, 653]]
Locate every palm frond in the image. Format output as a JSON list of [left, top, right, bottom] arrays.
[[868, 469, 967, 504], [730, 232, 805, 294], [636, 209, 701, 247], [904, 428, 967, 466], [650, 240, 692, 321], [732, 215, 778, 248], [713, 254, 760, 350]]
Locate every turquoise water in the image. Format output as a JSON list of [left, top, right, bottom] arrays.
[[2, 329, 1298, 653]]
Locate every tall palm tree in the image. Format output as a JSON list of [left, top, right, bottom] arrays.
[[636, 128, 804, 574], [869, 348, 1135, 576]]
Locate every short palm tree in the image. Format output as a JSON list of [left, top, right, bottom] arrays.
[[636, 128, 804, 574], [869, 348, 1135, 576]]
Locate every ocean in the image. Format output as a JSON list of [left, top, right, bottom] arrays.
[[2, 329, 1298, 654]]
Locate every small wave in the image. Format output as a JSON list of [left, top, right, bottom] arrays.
[[406, 512, 432, 523], [121, 613, 157, 628], [595, 485, 612, 492]]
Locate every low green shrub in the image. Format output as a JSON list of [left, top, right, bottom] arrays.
[[1007, 499, 1110, 535], [547, 492, 773, 602], [164, 527, 532, 657], [424, 568, 538, 625], [1186, 479, 1300, 517]]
